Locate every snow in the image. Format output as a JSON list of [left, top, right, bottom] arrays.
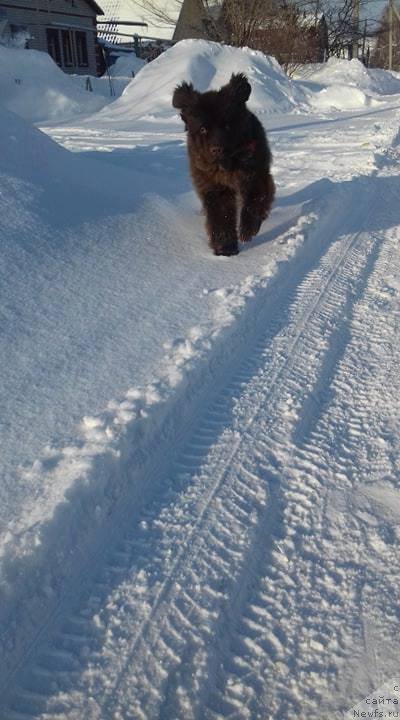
[[298, 56, 400, 111], [108, 53, 146, 78], [0, 45, 109, 122], [63, 40, 309, 136], [304, 56, 400, 95], [1, 39, 400, 720]]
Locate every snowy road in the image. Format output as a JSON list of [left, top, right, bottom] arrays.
[[2, 42, 400, 720], [3, 120, 400, 718]]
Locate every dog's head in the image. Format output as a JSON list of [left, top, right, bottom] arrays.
[[172, 73, 252, 168]]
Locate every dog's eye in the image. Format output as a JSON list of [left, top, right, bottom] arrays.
[[199, 126, 207, 135]]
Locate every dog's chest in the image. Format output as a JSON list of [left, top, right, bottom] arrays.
[[191, 154, 242, 192], [210, 164, 238, 188]]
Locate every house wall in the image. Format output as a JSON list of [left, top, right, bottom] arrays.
[[172, 0, 223, 43], [0, 0, 101, 75]]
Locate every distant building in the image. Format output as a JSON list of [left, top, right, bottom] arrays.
[[173, 0, 222, 42], [0, 0, 104, 76]]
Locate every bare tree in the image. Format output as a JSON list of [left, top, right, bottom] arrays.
[[321, 0, 372, 59], [133, 0, 222, 41], [136, 0, 293, 47], [323, 0, 352, 56], [222, 0, 275, 46], [136, 0, 332, 73], [253, 1, 326, 74]]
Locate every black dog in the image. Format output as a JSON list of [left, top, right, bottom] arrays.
[[173, 73, 275, 256]]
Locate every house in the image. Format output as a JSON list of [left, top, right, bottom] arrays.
[[173, 0, 222, 43], [0, 0, 104, 76]]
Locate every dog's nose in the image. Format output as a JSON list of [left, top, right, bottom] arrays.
[[210, 145, 223, 158]]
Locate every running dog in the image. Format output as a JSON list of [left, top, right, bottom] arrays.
[[173, 73, 275, 256]]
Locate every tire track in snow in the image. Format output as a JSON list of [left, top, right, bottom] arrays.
[[203, 185, 400, 720], [1, 177, 390, 720], [91, 189, 381, 720]]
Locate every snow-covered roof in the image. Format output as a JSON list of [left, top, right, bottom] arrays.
[[97, 0, 178, 40]]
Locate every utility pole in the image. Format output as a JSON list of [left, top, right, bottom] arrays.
[[352, 0, 360, 59]]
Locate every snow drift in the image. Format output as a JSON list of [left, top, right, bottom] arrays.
[[300, 57, 400, 111], [306, 56, 400, 95], [109, 53, 146, 78], [0, 45, 108, 122], [76, 39, 310, 133]]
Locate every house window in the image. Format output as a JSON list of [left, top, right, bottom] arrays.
[[46, 28, 62, 67], [75, 31, 88, 67], [61, 29, 73, 66]]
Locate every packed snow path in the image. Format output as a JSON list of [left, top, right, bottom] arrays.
[[3, 132, 400, 717]]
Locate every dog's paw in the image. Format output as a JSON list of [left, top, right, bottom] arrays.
[[239, 230, 255, 243], [213, 243, 239, 257], [240, 208, 262, 243]]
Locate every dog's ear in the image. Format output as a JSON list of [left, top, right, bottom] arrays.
[[172, 82, 199, 112], [225, 73, 251, 104]]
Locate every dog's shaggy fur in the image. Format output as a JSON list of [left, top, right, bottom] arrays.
[[173, 73, 275, 256]]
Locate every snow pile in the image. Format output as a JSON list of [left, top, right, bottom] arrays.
[[0, 102, 136, 223], [310, 82, 376, 111], [0, 29, 31, 49], [301, 57, 400, 111], [109, 53, 146, 77], [0, 44, 108, 122], [78, 39, 309, 132], [0, 104, 65, 180], [307, 57, 400, 94]]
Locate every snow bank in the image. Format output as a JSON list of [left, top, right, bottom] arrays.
[[0, 103, 136, 221], [78, 39, 309, 131], [307, 57, 400, 95], [109, 53, 146, 77], [300, 57, 400, 111], [0, 104, 65, 179], [0, 45, 108, 122], [309, 83, 378, 111]]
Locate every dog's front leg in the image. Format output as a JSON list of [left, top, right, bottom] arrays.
[[239, 171, 275, 243], [203, 187, 239, 256]]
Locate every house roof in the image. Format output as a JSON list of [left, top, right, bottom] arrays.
[[99, 0, 178, 40], [88, 0, 105, 15]]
